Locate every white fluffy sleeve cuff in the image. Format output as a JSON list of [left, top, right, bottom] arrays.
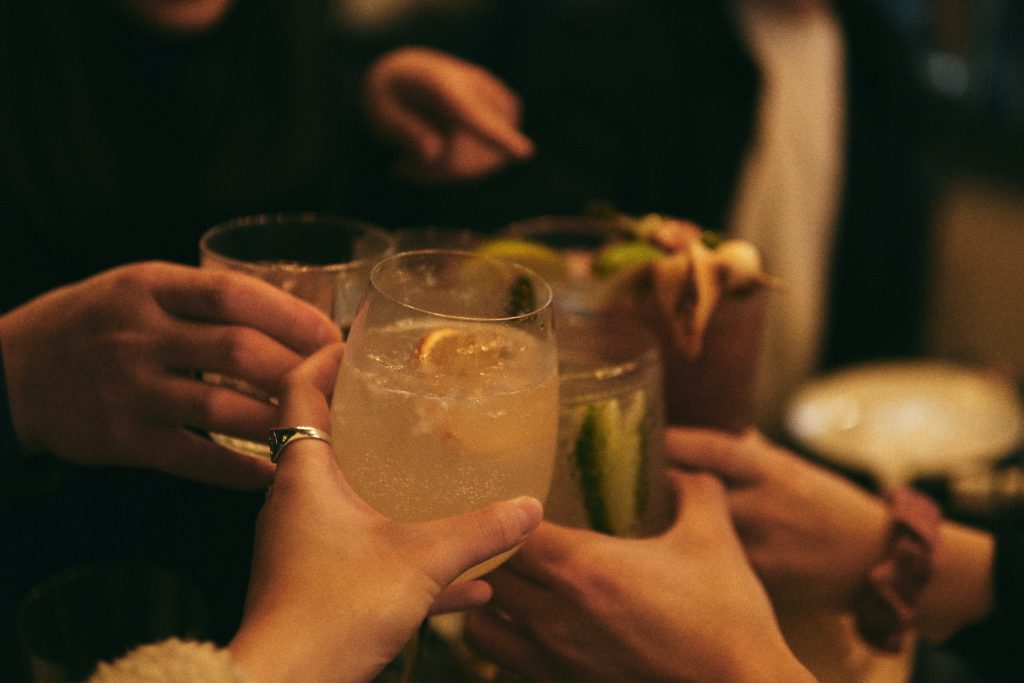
[[89, 638, 249, 682]]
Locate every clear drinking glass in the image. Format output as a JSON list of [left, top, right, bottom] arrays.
[[546, 317, 671, 537], [332, 249, 558, 682], [635, 287, 768, 433], [330, 249, 559, 578], [391, 226, 485, 252], [499, 214, 767, 432], [198, 212, 396, 456], [500, 215, 632, 319]]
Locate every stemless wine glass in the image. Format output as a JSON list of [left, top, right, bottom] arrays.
[[331, 250, 558, 681], [331, 250, 558, 577], [199, 212, 396, 456]]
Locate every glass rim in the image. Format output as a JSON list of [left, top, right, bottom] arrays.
[[16, 561, 202, 626], [502, 214, 636, 240], [557, 319, 661, 383], [199, 212, 396, 274], [369, 248, 554, 322]]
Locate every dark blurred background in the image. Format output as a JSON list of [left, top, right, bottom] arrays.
[[872, 0, 1023, 386]]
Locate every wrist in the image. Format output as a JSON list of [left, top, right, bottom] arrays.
[[917, 520, 995, 640], [852, 486, 941, 652], [229, 614, 327, 683], [720, 637, 817, 683], [230, 608, 372, 683]]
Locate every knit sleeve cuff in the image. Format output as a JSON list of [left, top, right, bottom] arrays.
[[89, 638, 250, 683]]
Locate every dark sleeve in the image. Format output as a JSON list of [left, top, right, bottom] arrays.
[[0, 342, 19, 466], [929, 523, 1024, 682], [0, 341, 63, 504]]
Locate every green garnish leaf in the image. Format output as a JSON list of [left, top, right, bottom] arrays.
[[700, 230, 724, 249], [593, 241, 663, 278]]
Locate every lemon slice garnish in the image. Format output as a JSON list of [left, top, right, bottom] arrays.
[[413, 327, 507, 375]]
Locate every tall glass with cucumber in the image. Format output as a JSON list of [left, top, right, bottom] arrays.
[[545, 317, 672, 537]]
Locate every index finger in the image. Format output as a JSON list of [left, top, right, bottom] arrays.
[[663, 426, 758, 482], [278, 343, 344, 431], [269, 343, 345, 480], [503, 521, 604, 587], [154, 266, 342, 355], [434, 80, 535, 159]]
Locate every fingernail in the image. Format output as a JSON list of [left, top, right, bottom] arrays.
[[512, 496, 543, 536]]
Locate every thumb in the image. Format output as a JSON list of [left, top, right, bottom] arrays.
[[417, 496, 543, 585]]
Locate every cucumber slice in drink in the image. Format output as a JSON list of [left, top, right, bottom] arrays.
[[572, 391, 649, 536], [622, 391, 651, 523]]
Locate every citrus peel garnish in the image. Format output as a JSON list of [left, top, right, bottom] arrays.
[[651, 240, 722, 360], [413, 327, 507, 375], [597, 214, 775, 361]]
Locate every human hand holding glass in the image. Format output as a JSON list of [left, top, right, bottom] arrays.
[[463, 471, 815, 683], [198, 212, 395, 456], [327, 252, 557, 680], [663, 426, 996, 641], [48, 341, 541, 683], [0, 261, 340, 489]]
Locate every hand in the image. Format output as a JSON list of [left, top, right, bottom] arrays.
[[464, 471, 814, 683], [0, 261, 341, 489], [363, 46, 535, 183], [664, 426, 890, 614], [229, 344, 543, 683]]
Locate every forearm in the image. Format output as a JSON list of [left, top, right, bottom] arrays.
[[0, 311, 32, 453]]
